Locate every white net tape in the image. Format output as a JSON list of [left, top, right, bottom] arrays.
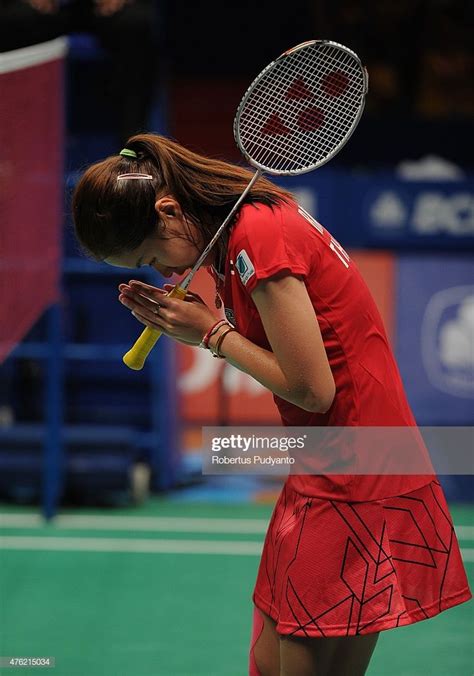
[[236, 42, 366, 175]]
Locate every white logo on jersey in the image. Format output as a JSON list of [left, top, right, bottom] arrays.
[[329, 237, 350, 268], [298, 203, 350, 269], [236, 249, 255, 286], [298, 205, 324, 234]]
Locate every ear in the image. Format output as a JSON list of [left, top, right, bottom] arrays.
[[154, 196, 183, 219]]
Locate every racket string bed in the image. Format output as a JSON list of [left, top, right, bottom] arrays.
[[241, 92, 363, 168], [243, 45, 364, 122], [238, 41, 366, 174]]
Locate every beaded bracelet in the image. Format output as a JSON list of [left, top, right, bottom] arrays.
[[199, 319, 228, 349], [211, 326, 236, 359]]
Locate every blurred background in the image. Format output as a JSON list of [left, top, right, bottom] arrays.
[[0, 1, 472, 674]]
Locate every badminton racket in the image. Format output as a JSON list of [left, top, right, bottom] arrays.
[[123, 39, 368, 369]]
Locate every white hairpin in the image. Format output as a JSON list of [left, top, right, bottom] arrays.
[[117, 173, 154, 181]]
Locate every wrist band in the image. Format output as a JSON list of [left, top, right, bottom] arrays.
[[199, 320, 228, 349], [211, 326, 236, 359]]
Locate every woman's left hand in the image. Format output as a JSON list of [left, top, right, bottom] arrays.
[[118, 280, 218, 346]]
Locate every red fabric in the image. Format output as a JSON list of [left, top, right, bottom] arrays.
[[208, 201, 435, 501], [253, 479, 472, 637], [0, 53, 64, 363]]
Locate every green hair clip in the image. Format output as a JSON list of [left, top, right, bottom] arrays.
[[119, 148, 137, 159]]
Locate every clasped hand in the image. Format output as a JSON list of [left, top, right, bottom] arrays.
[[118, 280, 218, 346]]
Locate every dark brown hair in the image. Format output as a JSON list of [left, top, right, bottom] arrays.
[[72, 133, 293, 264]]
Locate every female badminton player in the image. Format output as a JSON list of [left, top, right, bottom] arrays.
[[72, 133, 472, 676]]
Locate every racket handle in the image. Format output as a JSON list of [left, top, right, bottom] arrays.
[[122, 284, 188, 370]]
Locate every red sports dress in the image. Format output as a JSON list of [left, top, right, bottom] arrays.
[[208, 201, 471, 645]]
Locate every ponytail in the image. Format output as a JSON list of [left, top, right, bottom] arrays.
[[72, 133, 293, 261]]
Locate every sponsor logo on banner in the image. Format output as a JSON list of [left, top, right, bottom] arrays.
[[412, 193, 474, 234], [421, 285, 474, 398], [236, 249, 255, 286], [369, 191, 406, 229], [369, 190, 474, 236]]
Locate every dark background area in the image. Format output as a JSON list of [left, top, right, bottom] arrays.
[[161, 0, 473, 167], [1, 0, 472, 167], [57, 0, 473, 168]]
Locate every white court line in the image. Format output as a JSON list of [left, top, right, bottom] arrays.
[[454, 526, 474, 540], [0, 513, 472, 539], [0, 536, 263, 556], [0, 513, 269, 533], [0, 535, 473, 561], [460, 548, 474, 562]]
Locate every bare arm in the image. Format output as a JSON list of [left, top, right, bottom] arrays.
[[209, 274, 335, 413]]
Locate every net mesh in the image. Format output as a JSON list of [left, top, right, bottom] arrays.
[[0, 43, 64, 363], [236, 42, 366, 175]]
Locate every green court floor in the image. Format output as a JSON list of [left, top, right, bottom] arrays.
[[0, 500, 472, 676]]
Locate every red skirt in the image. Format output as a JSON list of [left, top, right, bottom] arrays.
[[253, 479, 472, 637]]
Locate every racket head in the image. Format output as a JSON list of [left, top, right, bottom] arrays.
[[234, 40, 368, 176]]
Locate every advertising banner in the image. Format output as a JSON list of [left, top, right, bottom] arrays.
[[275, 171, 474, 250], [396, 255, 474, 424]]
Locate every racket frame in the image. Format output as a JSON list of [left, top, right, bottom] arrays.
[[234, 39, 369, 176]]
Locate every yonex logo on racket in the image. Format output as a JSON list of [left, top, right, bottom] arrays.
[[261, 71, 352, 137]]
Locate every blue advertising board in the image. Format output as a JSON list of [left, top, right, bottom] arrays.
[[276, 170, 474, 250], [395, 256, 473, 425]]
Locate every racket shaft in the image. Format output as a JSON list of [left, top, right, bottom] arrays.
[[180, 169, 261, 289], [122, 285, 187, 370]]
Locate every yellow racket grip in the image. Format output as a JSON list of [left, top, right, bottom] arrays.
[[122, 284, 188, 370]]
